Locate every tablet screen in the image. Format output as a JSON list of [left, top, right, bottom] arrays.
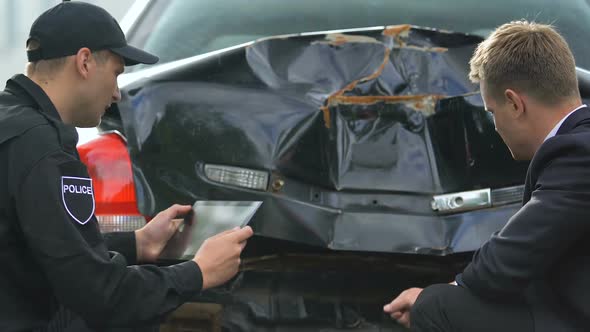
[[159, 200, 262, 260]]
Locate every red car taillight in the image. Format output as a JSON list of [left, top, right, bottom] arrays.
[[77, 132, 146, 233]]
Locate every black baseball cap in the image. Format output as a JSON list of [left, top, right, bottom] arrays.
[[27, 1, 158, 66]]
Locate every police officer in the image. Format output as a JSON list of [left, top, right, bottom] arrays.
[[0, 2, 253, 331]]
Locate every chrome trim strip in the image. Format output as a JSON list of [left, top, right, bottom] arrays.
[[431, 189, 491, 213]]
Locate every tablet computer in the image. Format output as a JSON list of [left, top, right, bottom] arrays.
[[159, 200, 262, 260]]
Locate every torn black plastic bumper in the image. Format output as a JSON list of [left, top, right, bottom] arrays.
[[115, 25, 528, 255]]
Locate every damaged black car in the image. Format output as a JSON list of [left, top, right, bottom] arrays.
[[77, 0, 590, 330]]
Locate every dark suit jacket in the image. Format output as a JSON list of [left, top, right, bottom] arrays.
[[456, 106, 590, 331]]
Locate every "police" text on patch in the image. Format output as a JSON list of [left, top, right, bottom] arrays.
[[63, 184, 93, 195]]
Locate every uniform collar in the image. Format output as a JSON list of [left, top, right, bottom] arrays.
[[4, 74, 64, 123], [4, 74, 79, 151]]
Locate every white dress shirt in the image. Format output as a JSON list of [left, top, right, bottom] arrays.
[[543, 104, 587, 142]]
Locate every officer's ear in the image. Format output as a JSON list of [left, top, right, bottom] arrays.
[[74, 48, 94, 80]]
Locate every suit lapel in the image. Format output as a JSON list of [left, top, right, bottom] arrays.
[[522, 106, 590, 204], [555, 106, 590, 136], [522, 169, 533, 205]]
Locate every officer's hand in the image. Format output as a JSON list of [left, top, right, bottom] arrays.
[[135, 204, 192, 262], [193, 226, 254, 290], [383, 287, 423, 328]]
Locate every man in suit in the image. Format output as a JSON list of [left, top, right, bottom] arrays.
[[383, 21, 590, 331]]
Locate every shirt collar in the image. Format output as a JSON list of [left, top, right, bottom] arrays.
[[543, 104, 587, 142]]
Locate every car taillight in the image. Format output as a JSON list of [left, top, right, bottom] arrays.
[[77, 132, 146, 233]]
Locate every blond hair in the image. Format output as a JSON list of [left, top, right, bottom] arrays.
[[469, 20, 579, 104]]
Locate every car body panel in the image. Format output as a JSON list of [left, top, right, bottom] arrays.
[[114, 26, 528, 254]]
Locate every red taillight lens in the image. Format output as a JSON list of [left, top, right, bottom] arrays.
[[78, 132, 146, 232]]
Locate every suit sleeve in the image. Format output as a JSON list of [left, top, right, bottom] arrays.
[[456, 139, 590, 298], [15, 149, 202, 327]]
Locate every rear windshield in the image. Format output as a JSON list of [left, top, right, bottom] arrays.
[[127, 0, 590, 70]]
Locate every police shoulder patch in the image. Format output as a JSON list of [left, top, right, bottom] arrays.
[[61, 176, 95, 225]]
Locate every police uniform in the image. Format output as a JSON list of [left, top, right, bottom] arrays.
[[0, 74, 203, 331], [0, 2, 202, 330]]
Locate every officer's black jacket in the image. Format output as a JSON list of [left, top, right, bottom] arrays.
[[457, 106, 590, 331], [0, 75, 203, 331]]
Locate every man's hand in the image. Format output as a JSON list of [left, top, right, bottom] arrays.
[[135, 204, 192, 262], [383, 287, 423, 328], [193, 226, 254, 290]]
